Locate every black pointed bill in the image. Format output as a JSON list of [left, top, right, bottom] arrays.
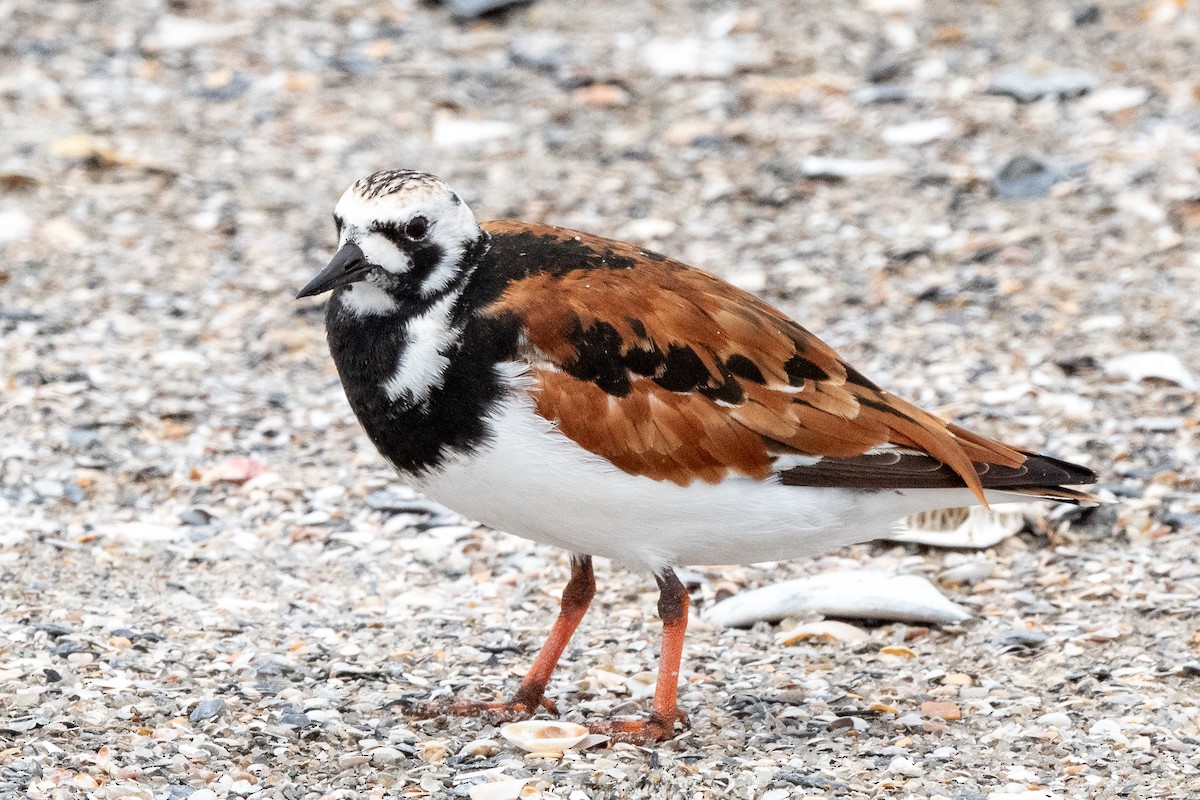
[[296, 242, 372, 298]]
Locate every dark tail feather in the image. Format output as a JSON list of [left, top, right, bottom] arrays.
[[985, 452, 1100, 504], [991, 451, 1097, 488], [779, 449, 1099, 503]]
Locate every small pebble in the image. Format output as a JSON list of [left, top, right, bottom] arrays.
[[887, 755, 924, 777], [920, 701, 962, 721], [987, 69, 1096, 102], [939, 561, 996, 584], [800, 156, 907, 179], [368, 746, 404, 767], [1037, 712, 1072, 728], [440, 0, 528, 19], [993, 156, 1059, 200], [278, 712, 311, 728], [179, 509, 215, 526], [32, 480, 65, 499], [188, 699, 225, 724], [1000, 629, 1048, 648], [882, 118, 954, 146]]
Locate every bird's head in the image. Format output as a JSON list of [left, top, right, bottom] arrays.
[[297, 170, 483, 310]]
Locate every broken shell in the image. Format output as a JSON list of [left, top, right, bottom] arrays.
[[776, 620, 870, 645], [939, 560, 997, 585], [467, 778, 534, 800], [624, 671, 657, 700], [500, 720, 589, 754], [880, 645, 917, 658], [1105, 351, 1198, 390], [704, 570, 970, 628], [458, 738, 501, 757], [890, 504, 1028, 549]]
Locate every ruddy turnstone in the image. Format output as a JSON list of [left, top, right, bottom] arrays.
[[297, 169, 1097, 743]]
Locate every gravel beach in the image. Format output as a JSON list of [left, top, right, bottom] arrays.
[[2, 1, 1199, 797]]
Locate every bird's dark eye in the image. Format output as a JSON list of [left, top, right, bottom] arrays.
[[405, 216, 429, 241]]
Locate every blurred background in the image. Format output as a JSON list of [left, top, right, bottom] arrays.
[[2, 1, 1199, 797]]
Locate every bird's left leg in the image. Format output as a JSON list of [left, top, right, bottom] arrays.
[[589, 568, 690, 744]]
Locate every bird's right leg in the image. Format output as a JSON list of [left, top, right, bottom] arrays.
[[408, 554, 595, 723]]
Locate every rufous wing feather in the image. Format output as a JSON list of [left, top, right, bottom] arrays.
[[482, 221, 1095, 503]]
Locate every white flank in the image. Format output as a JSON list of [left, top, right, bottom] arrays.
[[381, 289, 462, 405], [339, 281, 399, 317], [771, 454, 823, 470], [410, 365, 992, 573]]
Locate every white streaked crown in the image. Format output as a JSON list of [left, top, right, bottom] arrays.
[[334, 170, 481, 296]]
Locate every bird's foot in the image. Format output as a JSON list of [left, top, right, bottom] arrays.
[[588, 710, 685, 744], [404, 694, 557, 724]]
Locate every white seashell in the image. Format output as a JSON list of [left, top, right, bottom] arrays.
[[882, 117, 954, 146], [704, 570, 970, 628], [0, 209, 33, 243], [94, 522, 186, 543], [500, 721, 590, 754], [863, 0, 924, 12], [468, 778, 533, 800], [938, 560, 996, 585], [624, 671, 657, 700], [776, 620, 870, 646], [143, 15, 253, 52], [582, 667, 627, 692], [1082, 86, 1149, 114], [641, 37, 769, 79], [800, 156, 907, 178], [623, 218, 676, 241], [986, 790, 1064, 800], [432, 117, 520, 148], [458, 738, 501, 757], [890, 504, 1027, 549], [1105, 351, 1197, 391]]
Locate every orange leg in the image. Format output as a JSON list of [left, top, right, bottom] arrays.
[[590, 569, 690, 744], [410, 555, 595, 723]]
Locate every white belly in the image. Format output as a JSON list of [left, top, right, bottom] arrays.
[[410, 391, 982, 574]]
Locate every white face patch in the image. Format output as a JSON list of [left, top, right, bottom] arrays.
[[354, 230, 411, 275], [381, 288, 463, 405], [333, 174, 481, 296]]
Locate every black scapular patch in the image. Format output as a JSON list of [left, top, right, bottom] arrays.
[[623, 343, 666, 376], [563, 319, 632, 396], [784, 354, 829, 385], [654, 345, 711, 392], [487, 230, 638, 276], [698, 377, 744, 404], [843, 363, 880, 390], [725, 353, 765, 384]]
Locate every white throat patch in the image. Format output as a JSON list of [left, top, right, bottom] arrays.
[[339, 281, 399, 317], [381, 288, 464, 406]]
